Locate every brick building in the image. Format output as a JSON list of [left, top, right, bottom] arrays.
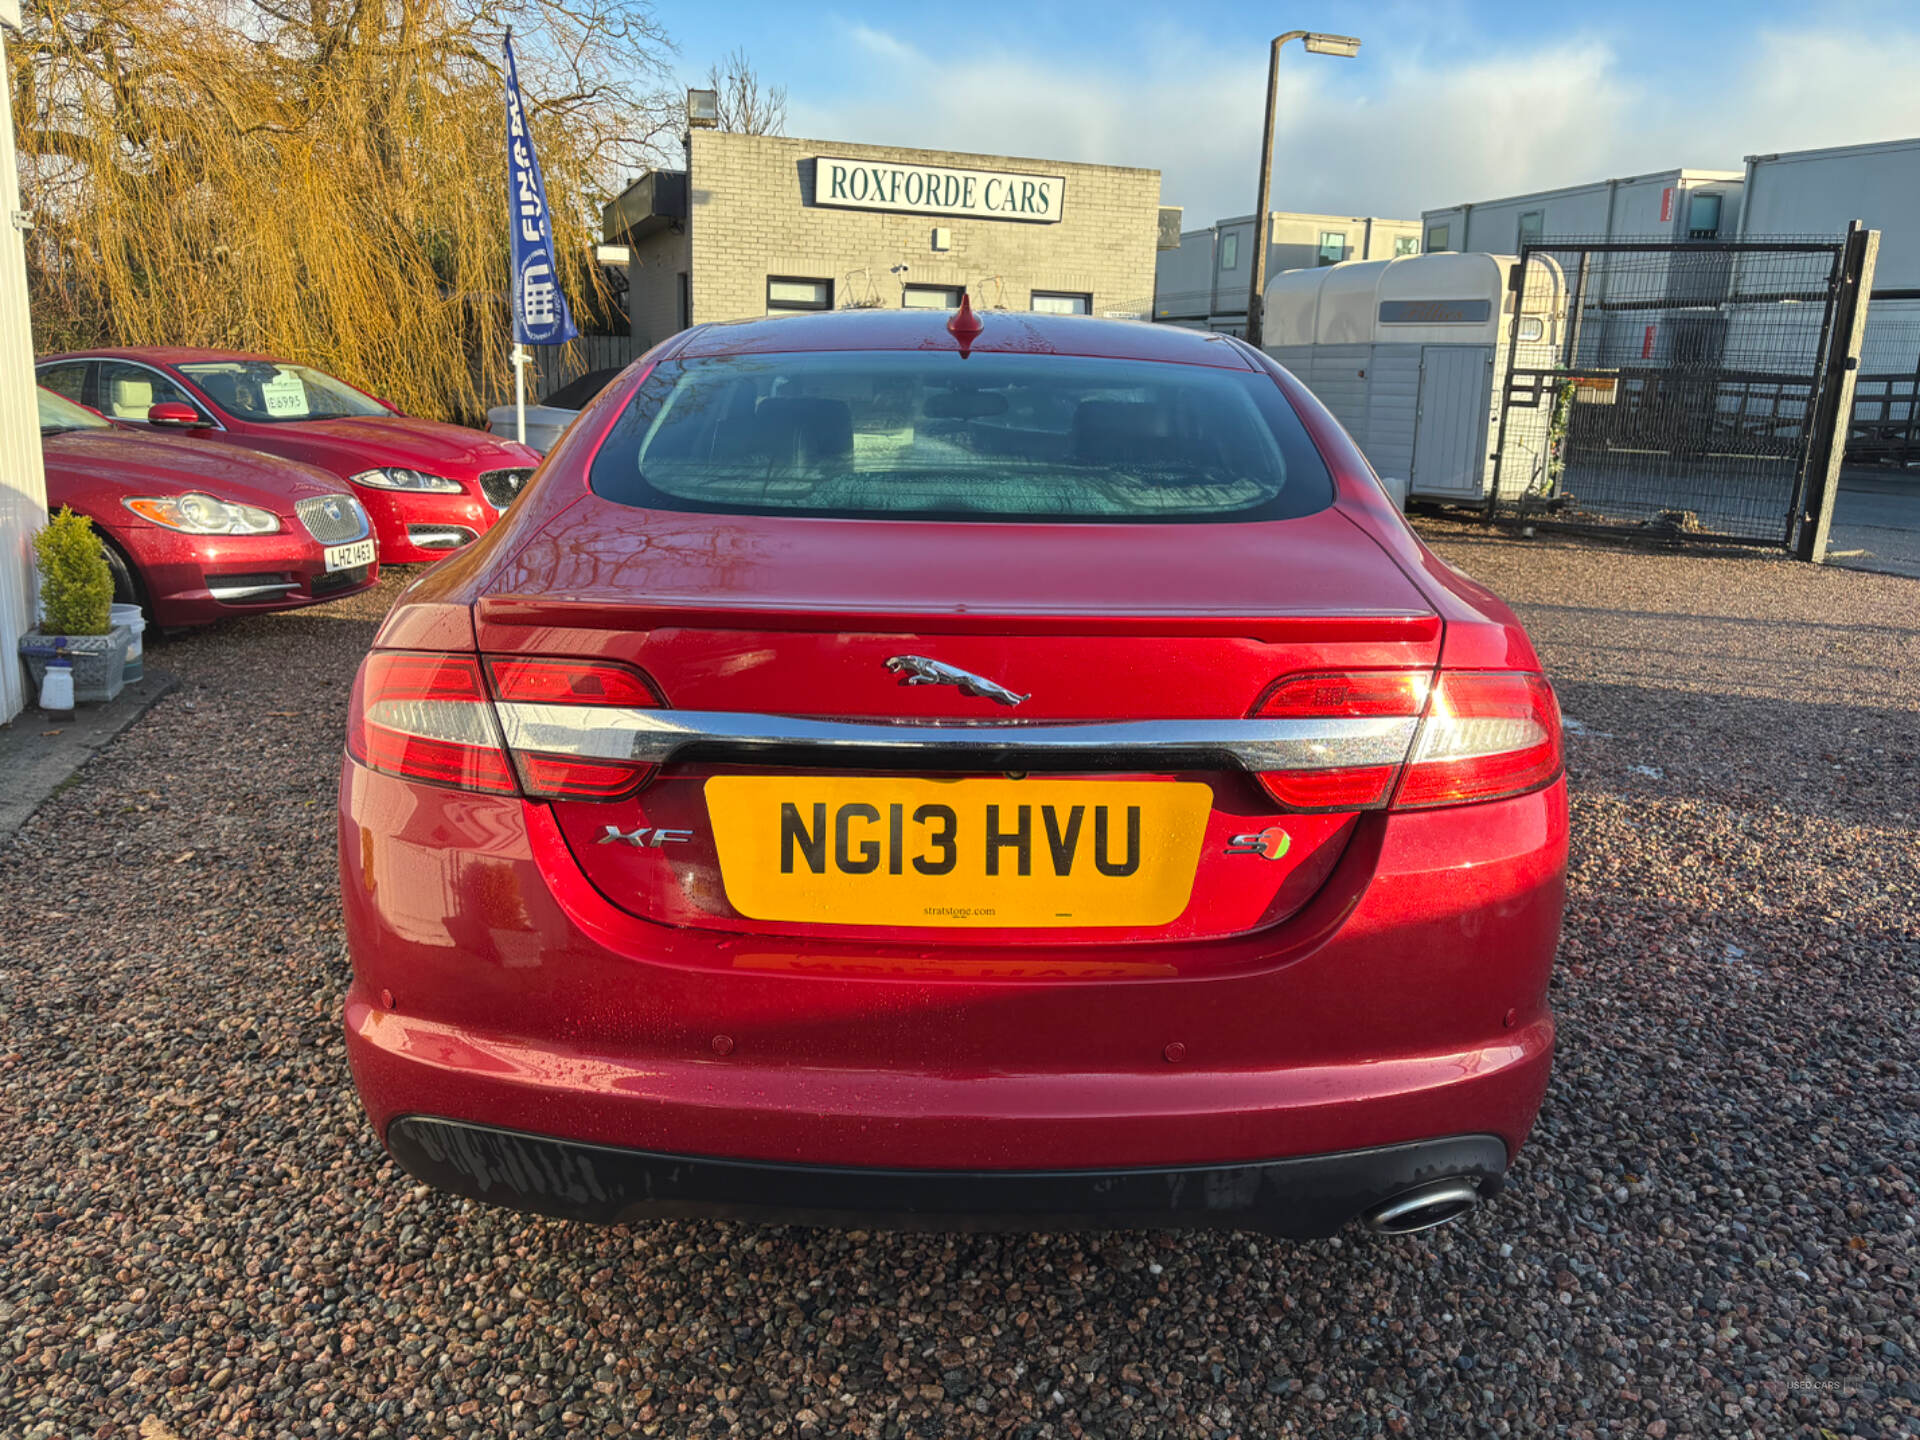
[[602, 131, 1163, 349]]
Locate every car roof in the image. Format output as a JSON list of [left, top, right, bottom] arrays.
[[44, 318, 1250, 372], [670, 310, 1257, 369], [38, 346, 286, 367]]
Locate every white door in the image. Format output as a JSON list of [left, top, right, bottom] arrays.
[[1410, 347, 1493, 499]]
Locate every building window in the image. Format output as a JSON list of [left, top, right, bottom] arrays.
[[767, 276, 832, 312], [902, 285, 964, 310], [1426, 224, 1450, 253], [1030, 291, 1091, 315], [1394, 235, 1419, 258], [1516, 211, 1544, 250], [1316, 232, 1347, 267], [1218, 232, 1239, 271], [1687, 193, 1723, 240]]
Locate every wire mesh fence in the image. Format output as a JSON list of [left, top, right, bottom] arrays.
[[1491, 237, 1852, 548], [1848, 299, 1920, 471]]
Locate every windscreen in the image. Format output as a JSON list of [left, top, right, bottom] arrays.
[[177, 361, 389, 424], [589, 351, 1333, 523], [38, 387, 111, 434]]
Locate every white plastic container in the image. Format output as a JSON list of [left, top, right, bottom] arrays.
[[39, 656, 75, 717], [110, 602, 146, 682]]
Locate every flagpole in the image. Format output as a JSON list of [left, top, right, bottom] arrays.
[[512, 343, 528, 444], [503, 23, 575, 438], [506, 25, 524, 448]]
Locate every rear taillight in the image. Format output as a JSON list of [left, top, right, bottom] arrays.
[[347, 652, 517, 794], [1251, 670, 1431, 810], [347, 651, 664, 800], [486, 656, 661, 800], [487, 656, 661, 708], [1393, 671, 1562, 810], [1248, 668, 1561, 812]]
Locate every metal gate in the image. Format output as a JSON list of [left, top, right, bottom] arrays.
[[1489, 228, 1878, 558]]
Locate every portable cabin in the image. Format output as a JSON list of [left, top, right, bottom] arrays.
[[1742, 138, 1920, 434], [1420, 167, 1744, 257], [1261, 253, 1565, 501]]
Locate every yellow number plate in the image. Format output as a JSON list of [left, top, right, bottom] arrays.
[[704, 777, 1212, 928]]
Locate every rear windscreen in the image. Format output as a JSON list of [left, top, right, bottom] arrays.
[[588, 350, 1333, 523]]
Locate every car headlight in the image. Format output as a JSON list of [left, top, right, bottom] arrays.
[[350, 467, 464, 494], [123, 493, 282, 535]]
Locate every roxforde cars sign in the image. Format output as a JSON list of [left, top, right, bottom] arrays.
[[815, 156, 1065, 223]]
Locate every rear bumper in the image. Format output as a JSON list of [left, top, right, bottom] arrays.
[[385, 1117, 1507, 1237], [342, 764, 1565, 1219], [347, 977, 1553, 1172]]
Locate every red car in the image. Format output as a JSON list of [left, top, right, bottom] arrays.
[[39, 387, 379, 627], [36, 348, 541, 565], [338, 309, 1566, 1239]]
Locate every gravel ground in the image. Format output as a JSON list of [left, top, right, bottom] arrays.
[[3, 532, 1917, 1440]]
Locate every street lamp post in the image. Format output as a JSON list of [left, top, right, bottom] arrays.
[[1245, 30, 1361, 348]]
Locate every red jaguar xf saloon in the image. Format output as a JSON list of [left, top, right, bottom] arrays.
[[36, 349, 542, 565], [40, 387, 379, 627], [339, 308, 1566, 1239]]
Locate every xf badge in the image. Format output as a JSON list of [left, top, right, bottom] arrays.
[[599, 825, 694, 848], [1225, 826, 1292, 861]]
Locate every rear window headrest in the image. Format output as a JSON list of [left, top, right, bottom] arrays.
[[753, 397, 853, 460], [1072, 399, 1175, 461]]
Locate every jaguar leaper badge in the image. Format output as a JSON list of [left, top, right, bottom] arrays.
[[884, 655, 1029, 707]]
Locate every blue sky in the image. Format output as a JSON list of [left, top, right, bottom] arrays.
[[654, 0, 1920, 223]]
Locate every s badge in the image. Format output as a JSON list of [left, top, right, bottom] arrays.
[[1225, 826, 1292, 861]]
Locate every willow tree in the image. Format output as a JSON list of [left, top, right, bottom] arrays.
[[10, 0, 675, 420]]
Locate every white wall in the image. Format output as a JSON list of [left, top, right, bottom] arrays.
[[1743, 139, 1920, 290], [1154, 211, 1421, 326], [1423, 171, 1744, 253], [0, 25, 49, 724], [1743, 139, 1920, 379], [1211, 215, 1257, 322], [1465, 187, 1615, 252], [1153, 229, 1215, 322], [1267, 214, 1421, 272]]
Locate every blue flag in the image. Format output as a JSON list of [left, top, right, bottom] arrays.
[[504, 33, 578, 346]]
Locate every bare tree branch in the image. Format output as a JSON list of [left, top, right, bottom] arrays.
[[705, 46, 786, 136]]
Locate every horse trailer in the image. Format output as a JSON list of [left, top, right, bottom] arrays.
[[1261, 253, 1566, 503]]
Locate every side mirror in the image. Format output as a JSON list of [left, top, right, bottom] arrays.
[[147, 401, 209, 429]]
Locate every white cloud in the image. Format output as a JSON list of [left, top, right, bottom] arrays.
[[784, 20, 1920, 225], [1736, 29, 1920, 156]]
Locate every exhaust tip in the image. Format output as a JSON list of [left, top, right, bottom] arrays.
[[1361, 1178, 1483, 1235]]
